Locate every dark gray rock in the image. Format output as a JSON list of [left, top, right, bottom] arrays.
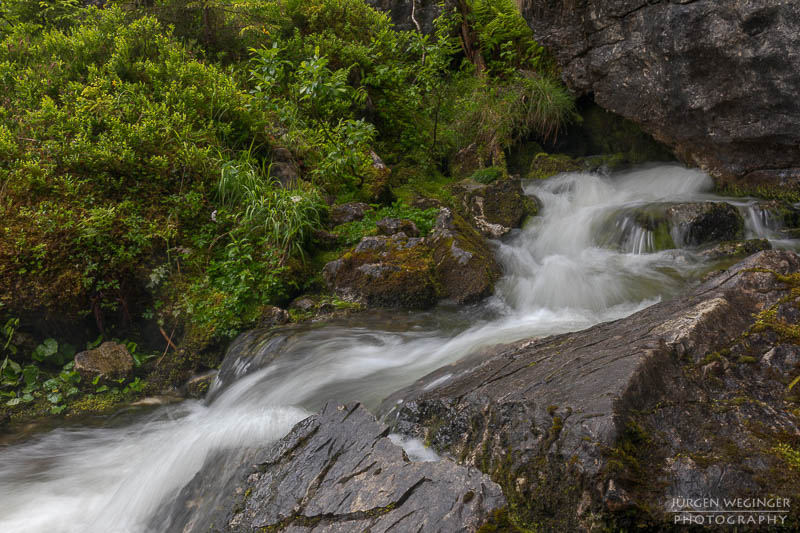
[[157, 403, 505, 533], [665, 202, 744, 246], [73, 341, 133, 381], [382, 250, 800, 530], [517, 0, 800, 196], [376, 217, 420, 237], [330, 202, 372, 226]]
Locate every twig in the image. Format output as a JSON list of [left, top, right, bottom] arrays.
[[156, 326, 177, 367]]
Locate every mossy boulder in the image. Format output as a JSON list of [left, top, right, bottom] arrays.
[[527, 152, 583, 179], [452, 178, 537, 238], [322, 209, 502, 308], [73, 341, 133, 382], [322, 235, 438, 309], [428, 208, 503, 304]]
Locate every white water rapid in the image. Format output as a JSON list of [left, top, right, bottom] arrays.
[[0, 164, 795, 533]]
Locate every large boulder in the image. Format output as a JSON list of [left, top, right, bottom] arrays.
[[516, 0, 800, 198], [383, 250, 800, 530], [73, 341, 133, 381], [452, 177, 536, 238], [156, 403, 505, 532], [428, 208, 503, 304], [664, 201, 744, 246], [323, 209, 502, 308], [322, 235, 439, 309]]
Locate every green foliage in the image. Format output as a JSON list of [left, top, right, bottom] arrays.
[[217, 157, 324, 259], [470, 166, 504, 184], [467, 0, 553, 77], [332, 202, 440, 246]]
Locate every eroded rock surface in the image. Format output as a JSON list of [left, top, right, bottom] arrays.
[[517, 0, 800, 196], [157, 403, 505, 532], [383, 250, 800, 530]]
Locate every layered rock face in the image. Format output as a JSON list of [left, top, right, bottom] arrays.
[[517, 0, 800, 195], [157, 403, 505, 532], [383, 250, 800, 529]]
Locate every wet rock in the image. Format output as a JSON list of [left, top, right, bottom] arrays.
[[428, 208, 502, 304], [157, 403, 505, 533], [376, 217, 419, 237], [289, 296, 317, 314], [697, 239, 772, 261], [452, 178, 535, 238], [329, 202, 372, 226], [383, 250, 800, 530], [322, 235, 438, 309], [257, 305, 290, 328], [665, 202, 744, 246], [182, 370, 218, 399], [73, 341, 133, 381], [527, 152, 583, 180], [517, 0, 800, 196]]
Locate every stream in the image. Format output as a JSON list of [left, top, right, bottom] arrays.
[[1, 164, 797, 533]]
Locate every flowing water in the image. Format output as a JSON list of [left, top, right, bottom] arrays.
[[1, 164, 797, 533]]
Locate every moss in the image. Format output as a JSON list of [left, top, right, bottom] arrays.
[[715, 182, 800, 204], [526, 152, 582, 180]]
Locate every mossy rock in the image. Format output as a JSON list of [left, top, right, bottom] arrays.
[[527, 152, 583, 179], [452, 177, 533, 238], [428, 209, 503, 304], [322, 235, 439, 309]]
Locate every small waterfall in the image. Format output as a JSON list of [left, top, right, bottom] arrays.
[[1, 163, 796, 533]]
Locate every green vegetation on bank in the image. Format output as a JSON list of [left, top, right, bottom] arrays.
[[0, 0, 576, 414]]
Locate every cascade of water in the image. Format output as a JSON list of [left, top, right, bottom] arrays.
[[0, 164, 795, 533]]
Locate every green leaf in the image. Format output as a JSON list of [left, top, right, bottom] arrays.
[[59, 343, 76, 359], [96, 385, 108, 393], [47, 392, 63, 404], [21, 393, 34, 403], [22, 365, 39, 387], [789, 374, 800, 391], [5, 397, 20, 406], [50, 404, 66, 414]]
